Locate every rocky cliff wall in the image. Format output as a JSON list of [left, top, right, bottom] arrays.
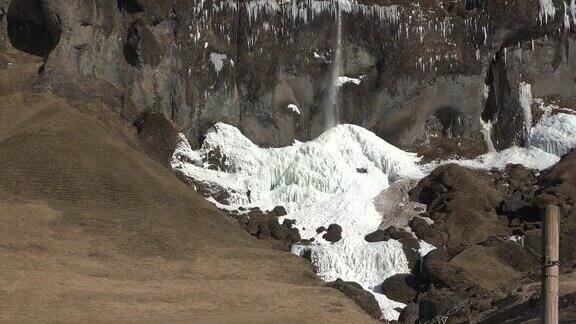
[[0, 0, 574, 151]]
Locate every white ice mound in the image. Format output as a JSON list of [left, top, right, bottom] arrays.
[[428, 107, 576, 172], [172, 123, 427, 320], [438, 146, 561, 171], [173, 122, 425, 210], [531, 112, 576, 157]]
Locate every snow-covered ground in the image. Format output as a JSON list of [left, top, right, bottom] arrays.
[[171, 103, 576, 320]]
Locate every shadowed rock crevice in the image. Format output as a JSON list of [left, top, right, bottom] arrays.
[[117, 0, 144, 14], [482, 50, 515, 150], [123, 22, 141, 67], [7, 0, 61, 57]]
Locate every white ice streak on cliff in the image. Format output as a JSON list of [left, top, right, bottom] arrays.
[[480, 119, 496, 152], [337, 76, 363, 87], [564, 1, 572, 29], [539, 0, 557, 24], [571, 0, 576, 25], [519, 82, 534, 147], [172, 123, 425, 320], [209, 52, 227, 75], [287, 103, 301, 115]]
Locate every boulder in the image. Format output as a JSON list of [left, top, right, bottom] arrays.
[[285, 228, 301, 244], [398, 302, 419, 324], [282, 218, 296, 228], [326, 279, 382, 320], [409, 164, 509, 245], [409, 217, 447, 246], [322, 224, 342, 243], [256, 223, 271, 239], [381, 274, 420, 304], [273, 206, 287, 216], [364, 229, 390, 242]]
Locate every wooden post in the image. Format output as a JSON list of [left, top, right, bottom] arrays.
[[542, 205, 559, 324]]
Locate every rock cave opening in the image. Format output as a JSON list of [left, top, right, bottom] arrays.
[[117, 0, 144, 14], [7, 0, 61, 57]]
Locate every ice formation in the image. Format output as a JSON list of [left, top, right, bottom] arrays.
[[539, 0, 557, 24], [518, 82, 534, 147], [287, 103, 301, 115], [337, 76, 363, 87], [325, 3, 343, 129], [209, 52, 227, 75], [531, 103, 576, 157], [172, 123, 425, 320], [480, 119, 496, 152]]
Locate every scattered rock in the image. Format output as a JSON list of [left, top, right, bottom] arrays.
[[316, 226, 326, 234], [364, 229, 390, 242], [322, 224, 342, 243], [285, 228, 301, 243], [409, 217, 446, 247], [326, 279, 382, 320], [282, 218, 296, 228], [273, 206, 287, 216]]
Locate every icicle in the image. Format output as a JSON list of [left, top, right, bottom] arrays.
[[519, 82, 534, 148]]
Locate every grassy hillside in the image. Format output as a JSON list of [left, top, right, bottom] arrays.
[[0, 57, 375, 322]]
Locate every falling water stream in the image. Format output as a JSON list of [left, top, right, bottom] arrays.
[[325, 0, 342, 129]]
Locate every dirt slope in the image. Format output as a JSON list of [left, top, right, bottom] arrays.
[[0, 60, 375, 322]]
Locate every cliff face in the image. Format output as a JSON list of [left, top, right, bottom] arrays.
[[1, 0, 574, 150]]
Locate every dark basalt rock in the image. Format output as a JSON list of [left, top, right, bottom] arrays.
[[273, 206, 287, 216], [398, 302, 419, 324], [322, 223, 342, 243], [326, 278, 383, 320], [409, 164, 509, 245], [381, 274, 421, 304], [364, 229, 389, 242]]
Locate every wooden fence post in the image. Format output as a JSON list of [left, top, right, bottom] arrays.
[[542, 205, 559, 324]]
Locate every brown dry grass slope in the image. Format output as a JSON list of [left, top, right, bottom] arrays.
[[0, 60, 375, 322]]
